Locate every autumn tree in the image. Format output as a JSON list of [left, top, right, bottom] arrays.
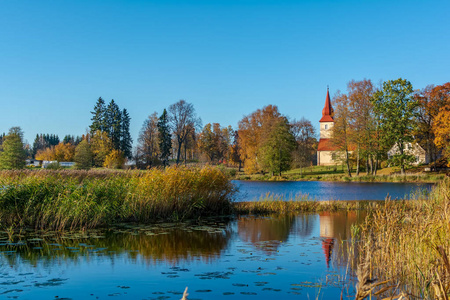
[[158, 109, 172, 167], [32, 134, 60, 158], [54, 143, 76, 162], [371, 78, 418, 175], [90, 130, 113, 167], [35, 147, 56, 161], [136, 112, 160, 169], [346, 79, 376, 175], [331, 91, 353, 176], [104, 149, 125, 169], [238, 105, 293, 175], [415, 83, 450, 168], [198, 123, 233, 163], [168, 100, 201, 165], [431, 83, 450, 166], [291, 117, 316, 174], [0, 127, 26, 170]]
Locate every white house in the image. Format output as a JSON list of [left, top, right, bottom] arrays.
[[387, 142, 429, 165]]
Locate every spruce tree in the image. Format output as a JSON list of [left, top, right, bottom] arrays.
[[0, 127, 26, 170], [105, 100, 122, 151], [90, 97, 106, 135], [120, 108, 133, 159], [158, 109, 172, 167]]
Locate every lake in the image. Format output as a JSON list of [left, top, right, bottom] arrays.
[[233, 180, 433, 201], [0, 212, 363, 299]]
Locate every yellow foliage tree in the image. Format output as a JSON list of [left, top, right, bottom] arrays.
[[103, 149, 125, 169], [237, 105, 287, 174], [35, 147, 56, 161], [91, 130, 113, 167], [54, 142, 75, 162]]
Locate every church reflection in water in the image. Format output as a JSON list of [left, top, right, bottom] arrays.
[[319, 210, 366, 268]]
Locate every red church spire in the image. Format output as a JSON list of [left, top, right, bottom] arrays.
[[319, 87, 334, 122]]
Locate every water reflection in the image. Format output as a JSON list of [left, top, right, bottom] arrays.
[[237, 215, 295, 253], [319, 211, 366, 268], [0, 220, 232, 267], [0, 213, 367, 299]]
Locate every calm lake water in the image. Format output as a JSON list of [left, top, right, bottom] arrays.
[[0, 212, 363, 299], [233, 180, 434, 201]]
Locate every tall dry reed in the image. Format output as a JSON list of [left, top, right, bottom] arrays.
[[0, 166, 236, 230], [354, 177, 450, 299]]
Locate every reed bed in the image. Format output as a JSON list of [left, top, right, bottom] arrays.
[[233, 194, 380, 214], [0, 166, 236, 230], [354, 177, 450, 299]]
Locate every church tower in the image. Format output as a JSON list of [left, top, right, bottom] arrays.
[[317, 88, 337, 166], [319, 87, 334, 138]]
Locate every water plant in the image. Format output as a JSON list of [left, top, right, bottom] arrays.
[[353, 177, 450, 299], [0, 166, 236, 230]]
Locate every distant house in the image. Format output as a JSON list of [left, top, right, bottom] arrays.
[[387, 143, 428, 165], [26, 159, 42, 167], [59, 162, 75, 167], [42, 160, 58, 168]]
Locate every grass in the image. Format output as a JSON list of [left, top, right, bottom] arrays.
[[352, 177, 450, 299], [232, 164, 446, 183], [0, 166, 236, 230], [233, 194, 381, 214]]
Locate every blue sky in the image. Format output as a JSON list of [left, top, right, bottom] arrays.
[[1, 0, 449, 146]]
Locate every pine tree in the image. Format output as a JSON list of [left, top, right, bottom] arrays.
[[105, 100, 122, 151], [0, 127, 26, 170], [158, 109, 172, 167], [120, 108, 133, 159], [90, 97, 106, 134]]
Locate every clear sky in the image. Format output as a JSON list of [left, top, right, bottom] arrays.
[[1, 0, 449, 146]]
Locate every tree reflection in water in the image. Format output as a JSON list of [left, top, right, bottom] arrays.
[[0, 219, 233, 268]]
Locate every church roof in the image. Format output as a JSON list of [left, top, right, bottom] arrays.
[[319, 88, 334, 122], [317, 138, 339, 151]]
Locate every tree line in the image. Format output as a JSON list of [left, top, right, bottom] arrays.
[[330, 78, 450, 176], [0, 79, 449, 172]]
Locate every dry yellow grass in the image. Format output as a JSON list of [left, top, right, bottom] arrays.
[[354, 178, 450, 299]]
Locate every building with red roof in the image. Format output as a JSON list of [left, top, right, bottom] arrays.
[[317, 88, 339, 165]]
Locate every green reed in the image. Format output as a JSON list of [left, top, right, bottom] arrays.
[[0, 166, 236, 230]]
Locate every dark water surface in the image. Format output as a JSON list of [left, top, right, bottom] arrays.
[[0, 212, 364, 299], [233, 180, 433, 201]]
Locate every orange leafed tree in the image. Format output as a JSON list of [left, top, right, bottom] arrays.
[[237, 105, 285, 174], [432, 83, 450, 166], [54, 142, 75, 162]]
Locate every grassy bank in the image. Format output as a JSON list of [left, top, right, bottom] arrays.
[[232, 165, 446, 183], [354, 177, 450, 299], [233, 195, 381, 214], [0, 166, 235, 230]]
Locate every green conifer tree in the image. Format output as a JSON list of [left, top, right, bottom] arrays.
[[158, 109, 172, 167], [120, 108, 133, 159], [90, 97, 107, 135], [105, 100, 122, 151]]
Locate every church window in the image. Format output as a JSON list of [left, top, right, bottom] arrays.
[[324, 124, 328, 130]]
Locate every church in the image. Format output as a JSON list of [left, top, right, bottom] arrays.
[[317, 88, 339, 166]]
